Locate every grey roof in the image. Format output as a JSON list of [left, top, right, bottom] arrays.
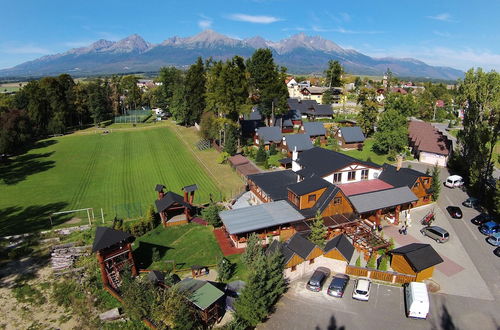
[[311, 104, 333, 117], [266, 240, 297, 264], [243, 107, 262, 120], [247, 170, 299, 201], [283, 134, 313, 152], [348, 187, 418, 214], [220, 200, 306, 235], [256, 126, 282, 143], [302, 122, 326, 136], [301, 86, 329, 94], [148, 270, 165, 284], [390, 243, 443, 272], [155, 184, 165, 192], [288, 98, 317, 115], [323, 234, 354, 262], [379, 163, 430, 189], [339, 127, 366, 143]]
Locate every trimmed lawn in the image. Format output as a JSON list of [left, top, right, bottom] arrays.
[[0, 123, 242, 236], [133, 224, 248, 281], [337, 138, 395, 165]]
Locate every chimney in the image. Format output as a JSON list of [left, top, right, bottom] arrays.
[[396, 155, 403, 171], [189, 191, 195, 204], [158, 191, 164, 200], [292, 146, 298, 162]]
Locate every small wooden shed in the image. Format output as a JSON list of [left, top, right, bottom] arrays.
[[389, 243, 444, 281]]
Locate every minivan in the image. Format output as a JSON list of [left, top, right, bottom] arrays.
[[445, 175, 463, 188], [420, 226, 449, 243], [306, 267, 331, 292]]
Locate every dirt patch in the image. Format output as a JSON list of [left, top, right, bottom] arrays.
[[0, 258, 79, 329], [65, 217, 82, 225]]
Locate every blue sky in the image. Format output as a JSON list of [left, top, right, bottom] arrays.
[[1, 0, 499, 71]]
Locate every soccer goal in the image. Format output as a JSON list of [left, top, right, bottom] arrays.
[[49, 207, 101, 226]]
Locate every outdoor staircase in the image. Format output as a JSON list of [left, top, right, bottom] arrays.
[[107, 270, 121, 289]]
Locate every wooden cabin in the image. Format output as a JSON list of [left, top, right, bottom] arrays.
[[92, 227, 137, 290], [323, 234, 355, 263], [176, 278, 225, 325], [389, 243, 443, 281], [336, 126, 366, 150], [154, 184, 197, 227]]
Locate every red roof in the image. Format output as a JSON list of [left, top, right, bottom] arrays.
[[229, 155, 249, 167], [408, 121, 450, 156], [337, 179, 394, 196]]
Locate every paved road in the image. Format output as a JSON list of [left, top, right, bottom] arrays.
[[261, 161, 500, 330]]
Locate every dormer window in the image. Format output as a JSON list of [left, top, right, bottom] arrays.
[[361, 169, 369, 180], [348, 171, 356, 181], [333, 172, 342, 183], [308, 194, 317, 202]]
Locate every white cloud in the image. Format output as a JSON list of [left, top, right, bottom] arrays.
[[227, 13, 281, 24], [312, 25, 382, 34], [198, 14, 213, 29], [426, 13, 455, 22], [281, 26, 306, 32], [0, 44, 51, 55]]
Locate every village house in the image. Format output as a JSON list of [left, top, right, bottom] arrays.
[[240, 107, 265, 139], [266, 232, 355, 280], [408, 120, 451, 166], [219, 147, 433, 251], [176, 278, 225, 324], [279, 134, 313, 168], [335, 126, 366, 150], [300, 122, 327, 144], [288, 98, 334, 120], [254, 126, 282, 149]]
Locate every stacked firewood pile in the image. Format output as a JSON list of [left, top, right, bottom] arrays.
[[51, 243, 91, 272]]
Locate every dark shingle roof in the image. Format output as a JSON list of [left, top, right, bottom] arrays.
[[266, 240, 297, 264], [148, 270, 165, 284], [296, 147, 380, 179], [323, 234, 354, 262], [339, 127, 366, 143], [288, 177, 331, 196], [348, 187, 418, 213], [379, 163, 430, 189], [286, 233, 320, 259], [256, 126, 282, 143], [311, 104, 333, 116], [283, 134, 313, 152], [155, 184, 165, 192], [243, 107, 262, 120], [92, 227, 134, 252], [155, 191, 191, 213], [302, 122, 326, 136], [390, 243, 443, 272], [247, 170, 299, 201], [288, 98, 317, 115], [183, 184, 198, 193]]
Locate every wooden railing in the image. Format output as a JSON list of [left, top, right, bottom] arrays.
[[346, 265, 417, 284]]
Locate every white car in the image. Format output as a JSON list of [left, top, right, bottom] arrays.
[[445, 175, 463, 188], [352, 278, 371, 301]]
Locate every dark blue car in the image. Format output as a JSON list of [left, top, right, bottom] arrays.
[[479, 221, 500, 235]]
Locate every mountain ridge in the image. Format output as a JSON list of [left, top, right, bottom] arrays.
[[0, 30, 464, 80]]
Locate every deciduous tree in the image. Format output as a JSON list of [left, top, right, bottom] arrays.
[[325, 60, 343, 88], [373, 109, 408, 155]]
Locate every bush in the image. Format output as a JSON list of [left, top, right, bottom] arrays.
[[201, 203, 224, 227], [367, 253, 377, 269], [218, 151, 230, 164], [269, 143, 277, 155], [355, 256, 362, 267], [378, 255, 389, 271]]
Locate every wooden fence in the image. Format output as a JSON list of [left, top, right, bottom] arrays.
[[346, 265, 416, 284]]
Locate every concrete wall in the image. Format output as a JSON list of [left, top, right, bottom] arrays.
[[419, 151, 447, 167]]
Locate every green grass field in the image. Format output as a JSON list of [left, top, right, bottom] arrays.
[[338, 138, 395, 165], [0, 125, 240, 236], [133, 224, 248, 281]]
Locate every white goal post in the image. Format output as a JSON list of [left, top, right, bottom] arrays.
[[49, 208, 99, 226]]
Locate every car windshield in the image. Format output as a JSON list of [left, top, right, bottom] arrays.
[[444, 232, 449, 237], [356, 290, 367, 295], [330, 278, 345, 288]]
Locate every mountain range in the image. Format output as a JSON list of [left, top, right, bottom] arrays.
[[0, 30, 463, 80]]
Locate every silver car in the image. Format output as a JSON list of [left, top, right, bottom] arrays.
[[420, 226, 449, 243]]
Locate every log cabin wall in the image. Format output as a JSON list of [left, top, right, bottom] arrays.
[[324, 248, 348, 262], [390, 254, 416, 275], [415, 266, 434, 281], [285, 254, 305, 269], [306, 246, 324, 261], [299, 188, 327, 209], [412, 176, 433, 207], [321, 191, 354, 217]]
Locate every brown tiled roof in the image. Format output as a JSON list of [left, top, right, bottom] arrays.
[[229, 155, 249, 167], [408, 121, 451, 156]]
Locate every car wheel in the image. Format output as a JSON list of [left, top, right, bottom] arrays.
[[435, 238, 440, 243], [421, 230, 425, 236]]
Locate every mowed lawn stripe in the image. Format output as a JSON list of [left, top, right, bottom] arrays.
[[0, 126, 224, 236]]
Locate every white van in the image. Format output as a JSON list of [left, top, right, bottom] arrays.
[[405, 282, 429, 319], [445, 175, 463, 188]]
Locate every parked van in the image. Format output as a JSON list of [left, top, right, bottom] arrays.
[[487, 232, 500, 246], [445, 175, 463, 188], [420, 226, 450, 243], [405, 282, 429, 319]]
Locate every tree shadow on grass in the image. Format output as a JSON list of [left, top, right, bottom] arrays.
[[0, 202, 68, 237], [0, 151, 56, 185], [133, 241, 172, 269]]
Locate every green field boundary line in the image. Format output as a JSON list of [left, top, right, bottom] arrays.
[[169, 124, 224, 195]]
